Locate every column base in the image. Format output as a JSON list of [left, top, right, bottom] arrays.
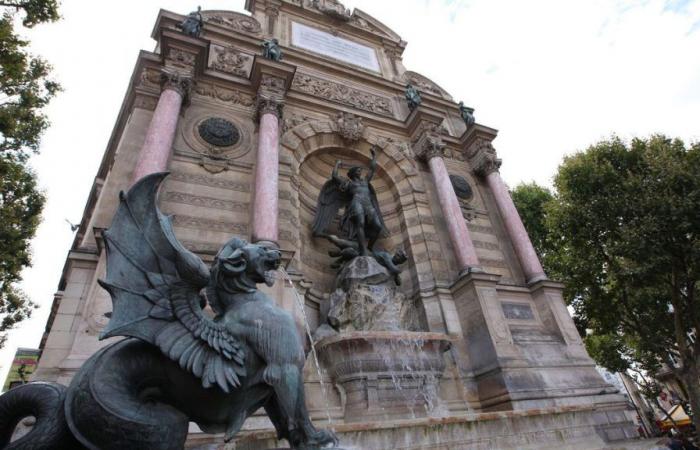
[[526, 273, 549, 286], [458, 266, 484, 277]]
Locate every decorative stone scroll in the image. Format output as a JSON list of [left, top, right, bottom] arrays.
[[292, 72, 393, 116], [200, 10, 262, 35]]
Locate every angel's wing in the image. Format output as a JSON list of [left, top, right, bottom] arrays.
[[97, 172, 246, 393], [311, 179, 348, 236], [369, 183, 389, 237]]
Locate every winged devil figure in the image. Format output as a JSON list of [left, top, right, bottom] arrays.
[[0, 173, 338, 450], [312, 147, 387, 256]]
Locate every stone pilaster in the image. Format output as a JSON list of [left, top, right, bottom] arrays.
[[249, 58, 296, 247]]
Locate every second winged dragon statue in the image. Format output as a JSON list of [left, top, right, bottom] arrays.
[[0, 173, 339, 450]]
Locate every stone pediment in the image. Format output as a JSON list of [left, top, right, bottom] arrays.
[[403, 71, 453, 100], [349, 8, 402, 43], [201, 10, 262, 35]]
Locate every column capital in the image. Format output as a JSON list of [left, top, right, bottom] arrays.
[[413, 124, 446, 162], [255, 96, 284, 120], [469, 138, 502, 178], [159, 69, 193, 101], [250, 57, 296, 123]]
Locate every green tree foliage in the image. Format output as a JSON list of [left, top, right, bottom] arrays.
[[0, 0, 59, 347], [513, 135, 700, 433]]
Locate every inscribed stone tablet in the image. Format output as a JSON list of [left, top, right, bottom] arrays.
[[291, 22, 380, 72]]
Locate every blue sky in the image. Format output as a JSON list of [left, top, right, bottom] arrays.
[[1, 0, 699, 381]]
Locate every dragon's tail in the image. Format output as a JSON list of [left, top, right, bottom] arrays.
[[65, 339, 190, 450], [0, 382, 81, 450]]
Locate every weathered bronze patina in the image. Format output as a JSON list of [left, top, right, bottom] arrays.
[[0, 174, 338, 450], [312, 147, 387, 257]]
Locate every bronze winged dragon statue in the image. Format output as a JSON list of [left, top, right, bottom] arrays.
[[0, 173, 338, 450]]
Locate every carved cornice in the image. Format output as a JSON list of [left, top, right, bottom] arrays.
[[160, 69, 194, 100], [469, 138, 502, 177]]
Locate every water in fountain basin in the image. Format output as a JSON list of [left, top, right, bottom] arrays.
[[278, 267, 334, 426]]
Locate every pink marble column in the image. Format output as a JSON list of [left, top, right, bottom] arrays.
[[251, 101, 282, 245], [427, 154, 481, 273], [131, 72, 190, 185], [485, 171, 547, 283]]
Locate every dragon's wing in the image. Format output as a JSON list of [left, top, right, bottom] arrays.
[[311, 179, 347, 236], [369, 183, 389, 237], [98, 173, 245, 392]]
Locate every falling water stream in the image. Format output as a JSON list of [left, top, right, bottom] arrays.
[[278, 267, 334, 426]]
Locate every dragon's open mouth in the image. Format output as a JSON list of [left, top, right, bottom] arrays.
[[263, 253, 281, 287]]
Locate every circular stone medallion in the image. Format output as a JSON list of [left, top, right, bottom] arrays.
[[450, 175, 473, 201], [198, 117, 240, 147]]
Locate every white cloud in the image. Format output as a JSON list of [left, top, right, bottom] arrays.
[[1, 0, 699, 382]]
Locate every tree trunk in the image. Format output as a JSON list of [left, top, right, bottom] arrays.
[[680, 365, 700, 438]]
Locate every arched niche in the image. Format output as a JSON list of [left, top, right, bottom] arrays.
[[279, 121, 429, 328]]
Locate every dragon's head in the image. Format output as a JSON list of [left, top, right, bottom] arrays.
[[212, 238, 282, 296]]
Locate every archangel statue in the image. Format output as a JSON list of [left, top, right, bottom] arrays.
[[312, 147, 387, 256], [177, 6, 203, 38], [0, 173, 338, 450]]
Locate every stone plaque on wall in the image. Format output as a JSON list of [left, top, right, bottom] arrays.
[[502, 302, 535, 321], [291, 22, 380, 72]]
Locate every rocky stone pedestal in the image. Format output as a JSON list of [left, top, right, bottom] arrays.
[[314, 256, 419, 341]]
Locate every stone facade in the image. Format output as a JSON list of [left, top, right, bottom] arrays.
[[33, 1, 639, 448]]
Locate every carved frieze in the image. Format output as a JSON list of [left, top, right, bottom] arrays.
[[334, 112, 365, 143], [292, 73, 393, 116], [193, 82, 255, 107], [210, 45, 252, 77], [201, 11, 262, 35], [166, 48, 197, 69]]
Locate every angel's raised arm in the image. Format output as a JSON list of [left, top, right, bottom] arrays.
[[332, 159, 345, 184], [367, 147, 377, 182]]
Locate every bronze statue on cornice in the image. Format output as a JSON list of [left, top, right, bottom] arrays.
[[405, 83, 422, 110], [459, 101, 476, 128], [312, 147, 387, 257], [262, 38, 283, 61], [177, 6, 203, 38]]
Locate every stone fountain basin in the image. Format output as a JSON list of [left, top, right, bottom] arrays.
[[315, 331, 453, 421], [316, 331, 452, 380]]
